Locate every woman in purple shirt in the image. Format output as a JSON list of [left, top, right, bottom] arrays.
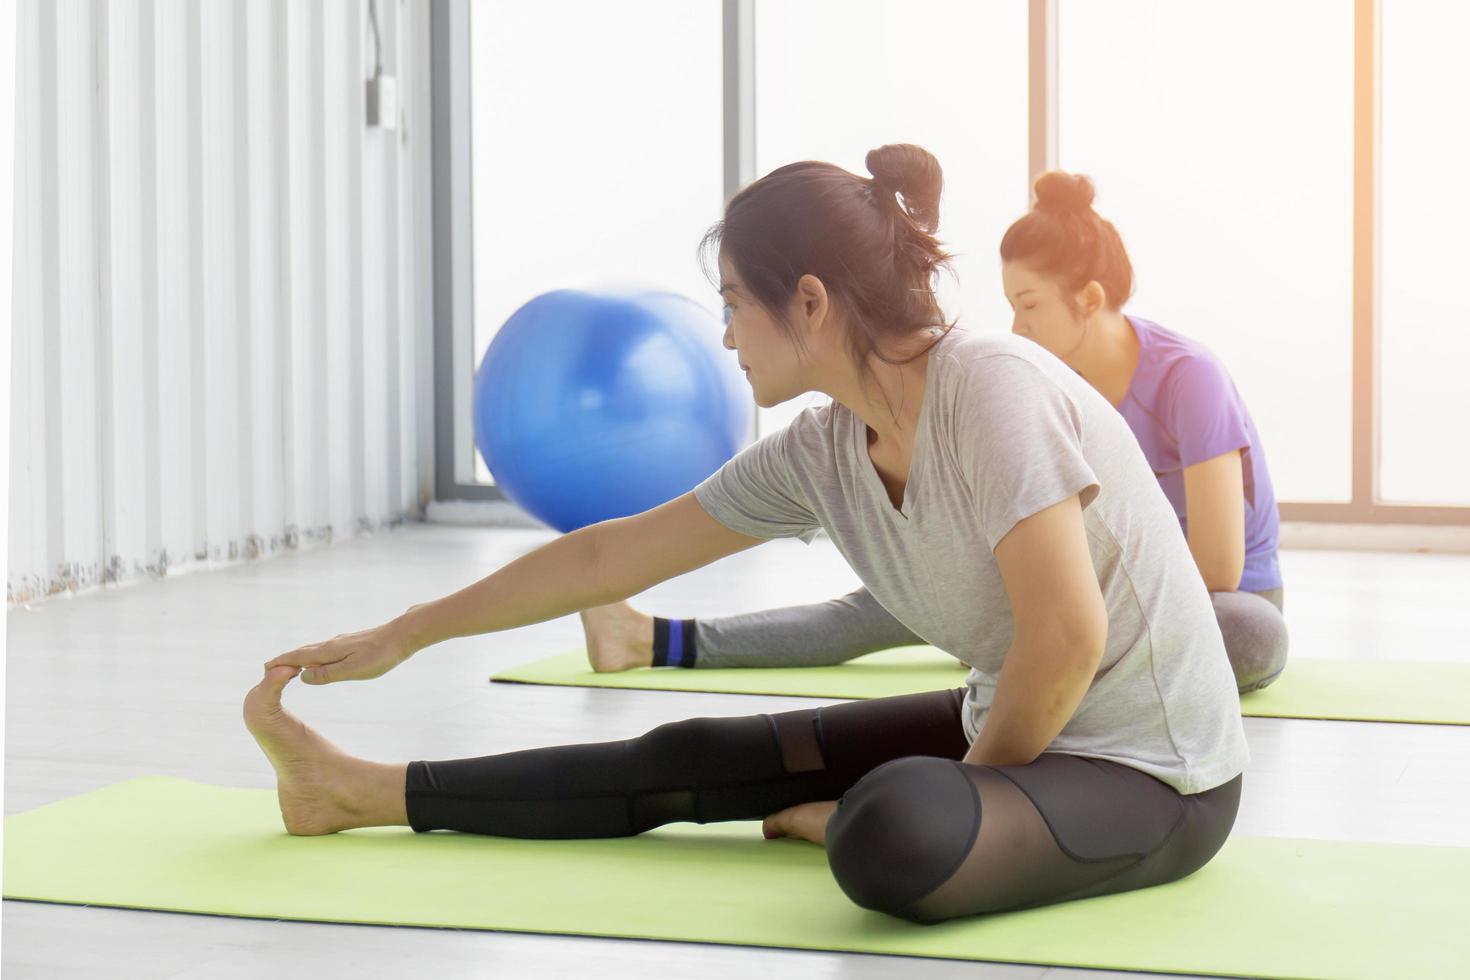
[[582, 170, 1289, 694]]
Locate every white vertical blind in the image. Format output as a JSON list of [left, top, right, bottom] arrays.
[[7, 0, 437, 604]]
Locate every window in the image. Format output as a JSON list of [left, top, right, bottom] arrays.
[[437, 0, 1470, 526], [1379, 0, 1470, 506], [1059, 0, 1354, 503], [752, 0, 1027, 434], [467, 0, 724, 483]]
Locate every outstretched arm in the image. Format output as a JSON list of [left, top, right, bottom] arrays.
[[396, 493, 763, 650], [266, 493, 763, 683]]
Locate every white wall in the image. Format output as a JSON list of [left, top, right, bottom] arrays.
[[7, 0, 436, 604]]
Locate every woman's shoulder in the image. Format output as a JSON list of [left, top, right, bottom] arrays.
[[1127, 316, 1243, 409], [1132, 316, 1230, 377], [933, 328, 1091, 408], [935, 328, 1063, 380], [933, 325, 1032, 362], [771, 399, 847, 462]]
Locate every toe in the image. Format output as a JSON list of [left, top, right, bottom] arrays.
[[260, 663, 301, 697], [245, 665, 301, 723], [761, 812, 787, 840]]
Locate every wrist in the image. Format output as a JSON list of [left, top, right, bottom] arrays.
[[963, 727, 1032, 768], [390, 602, 439, 656]]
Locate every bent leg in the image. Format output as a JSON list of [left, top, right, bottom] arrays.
[[826, 753, 1242, 923], [1212, 587, 1289, 693], [405, 687, 969, 838], [666, 587, 925, 669]]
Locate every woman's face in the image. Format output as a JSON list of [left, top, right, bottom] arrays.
[[1002, 260, 1087, 363], [718, 256, 811, 408]]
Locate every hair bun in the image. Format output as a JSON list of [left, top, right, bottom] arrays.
[[1032, 170, 1095, 214], [865, 143, 943, 234]]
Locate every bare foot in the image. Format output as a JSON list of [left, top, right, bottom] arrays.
[[762, 800, 839, 845], [579, 602, 655, 672], [243, 666, 407, 835]]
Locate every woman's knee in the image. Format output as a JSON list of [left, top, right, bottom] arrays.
[[825, 756, 978, 919], [1236, 614, 1289, 692], [631, 714, 774, 783], [1213, 592, 1290, 692], [618, 713, 794, 832]]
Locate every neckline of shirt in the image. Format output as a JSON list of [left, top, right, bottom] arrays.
[[850, 328, 953, 523]]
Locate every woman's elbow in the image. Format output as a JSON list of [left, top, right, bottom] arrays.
[[1032, 620, 1108, 684], [1068, 600, 1110, 666], [1199, 559, 1244, 593], [1190, 541, 1244, 594]]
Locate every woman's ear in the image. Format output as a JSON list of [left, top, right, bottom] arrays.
[[797, 273, 829, 326], [1080, 280, 1108, 318]]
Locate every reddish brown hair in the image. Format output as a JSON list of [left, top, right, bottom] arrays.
[[1000, 170, 1134, 312], [700, 144, 956, 385]]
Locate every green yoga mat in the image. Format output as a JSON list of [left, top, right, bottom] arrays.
[[492, 647, 1470, 726], [4, 777, 1467, 979]]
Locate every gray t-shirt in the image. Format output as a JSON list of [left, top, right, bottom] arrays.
[[693, 328, 1249, 795]]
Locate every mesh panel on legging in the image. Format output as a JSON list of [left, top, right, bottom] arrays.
[[825, 753, 1241, 924]]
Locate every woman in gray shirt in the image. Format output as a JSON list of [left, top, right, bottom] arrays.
[[248, 145, 1247, 923], [584, 172, 1288, 695]]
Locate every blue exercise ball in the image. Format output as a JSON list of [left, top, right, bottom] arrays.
[[474, 287, 755, 532]]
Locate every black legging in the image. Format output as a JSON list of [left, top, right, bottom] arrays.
[[405, 688, 1242, 923]]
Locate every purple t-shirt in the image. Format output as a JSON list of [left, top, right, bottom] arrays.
[[1117, 316, 1282, 592]]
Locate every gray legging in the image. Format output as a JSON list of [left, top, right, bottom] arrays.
[[682, 585, 1288, 695]]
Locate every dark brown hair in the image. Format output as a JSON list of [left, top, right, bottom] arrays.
[[700, 144, 956, 388], [1000, 170, 1134, 312]]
